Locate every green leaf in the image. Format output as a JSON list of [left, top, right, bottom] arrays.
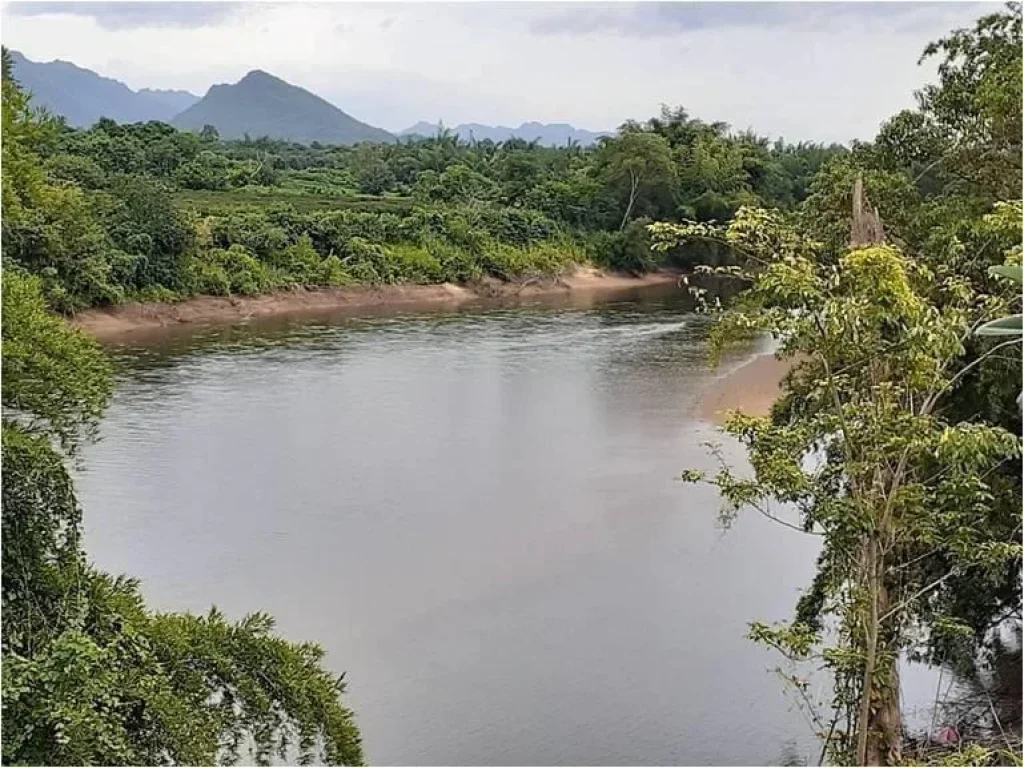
[[988, 264, 1023, 284], [976, 314, 1023, 336]]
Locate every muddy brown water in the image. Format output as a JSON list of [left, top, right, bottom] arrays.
[[76, 286, 938, 765]]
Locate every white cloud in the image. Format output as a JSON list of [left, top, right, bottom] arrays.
[[1, 2, 999, 141]]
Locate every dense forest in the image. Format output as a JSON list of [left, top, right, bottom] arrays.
[[1, 2, 1021, 765], [2, 43, 842, 313]]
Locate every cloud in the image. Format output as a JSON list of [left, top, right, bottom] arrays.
[[528, 2, 991, 37], [4, 1, 244, 30], [0, 1, 1004, 142]]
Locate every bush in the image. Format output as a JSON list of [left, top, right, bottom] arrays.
[[207, 210, 289, 261], [173, 152, 231, 191], [267, 235, 323, 286], [127, 284, 182, 303], [102, 176, 194, 291], [305, 210, 404, 257], [317, 254, 351, 287], [479, 240, 576, 279], [471, 206, 558, 245], [185, 245, 270, 297], [387, 244, 445, 284], [423, 238, 483, 283], [585, 218, 662, 274], [43, 154, 107, 190]]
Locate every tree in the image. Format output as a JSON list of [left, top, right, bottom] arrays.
[[916, 2, 1022, 201], [2, 197, 363, 767], [650, 199, 1021, 765], [414, 163, 499, 207], [101, 175, 195, 290], [597, 130, 676, 231]]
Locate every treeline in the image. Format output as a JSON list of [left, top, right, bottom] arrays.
[[2, 47, 843, 312]]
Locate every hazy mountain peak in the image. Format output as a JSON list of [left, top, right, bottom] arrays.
[[238, 69, 278, 84], [8, 49, 199, 126], [172, 68, 394, 145], [399, 120, 611, 146]]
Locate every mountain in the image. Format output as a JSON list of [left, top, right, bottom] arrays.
[[402, 121, 444, 138], [8, 50, 603, 147], [7, 50, 199, 126], [172, 70, 394, 145], [399, 120, 611, 146], [137, 88, 200, 117]]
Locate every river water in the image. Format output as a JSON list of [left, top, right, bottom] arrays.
[[78, 287, 831, 765]]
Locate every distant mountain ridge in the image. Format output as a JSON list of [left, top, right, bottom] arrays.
[[8, 50, 199, 126], [7, 50, 608, 148], [400, 121, 611, 146], [137, 88, 200, 116], [172, 69, 395, 145]]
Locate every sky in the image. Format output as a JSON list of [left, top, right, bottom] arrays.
[[1, 1, 1000, 142]]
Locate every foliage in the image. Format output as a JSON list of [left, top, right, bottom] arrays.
[[2, 43, 846, 312], [647, 22, 1023, 762], [917, 2, 1022, 200], [977, 262, 1023, 337], [651, 206, 1021, 765], [1, 269, 113, 453], [596, 129, 676, 230], [1, 101, 365, 768]]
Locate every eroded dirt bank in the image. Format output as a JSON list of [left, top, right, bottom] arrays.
[[72, 267, 683, 340]]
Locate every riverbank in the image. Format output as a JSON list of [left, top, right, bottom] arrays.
[[700, 352, 794, 424], [72, 267, 683, 340]]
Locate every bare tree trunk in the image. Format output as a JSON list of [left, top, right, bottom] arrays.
[[620, 171, 640, 231], [850, 176, 886, 248]]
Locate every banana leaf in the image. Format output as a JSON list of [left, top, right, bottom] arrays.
[[988, 264, 1023, 284], [976, 314, 1023, 336]]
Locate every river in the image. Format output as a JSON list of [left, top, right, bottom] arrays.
[[77, 287, 830, 765]]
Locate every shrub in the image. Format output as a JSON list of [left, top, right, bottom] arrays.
[[387, 244, 445, 284], [185, 245, 270, 296], [471, 206, 558, 245], [585, 218, 662, 274], [127, 284, 182, 303], [342, 237, 393, 284], [184, 252, 231, 296], [207, 210, 289, 261], [317, 254, 351, 287], [43, 154, 107, 190], [423, 238, 483, 283], [268, 235, 323, 286]]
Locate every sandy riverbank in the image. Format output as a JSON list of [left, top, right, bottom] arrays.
[[72, 267, 683, 340], [700, 353, 795, 424]]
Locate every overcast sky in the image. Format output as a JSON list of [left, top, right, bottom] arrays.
[[2, 1, 998, 142]]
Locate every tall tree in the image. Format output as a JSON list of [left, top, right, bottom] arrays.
[[597, 130, 676, 231], [651, 197, 1021, 765]]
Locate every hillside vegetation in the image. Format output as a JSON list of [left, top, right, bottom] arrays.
[[1, 48, 842, 313]]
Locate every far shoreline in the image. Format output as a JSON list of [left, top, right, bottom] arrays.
[[71, 266, 684, 341]]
